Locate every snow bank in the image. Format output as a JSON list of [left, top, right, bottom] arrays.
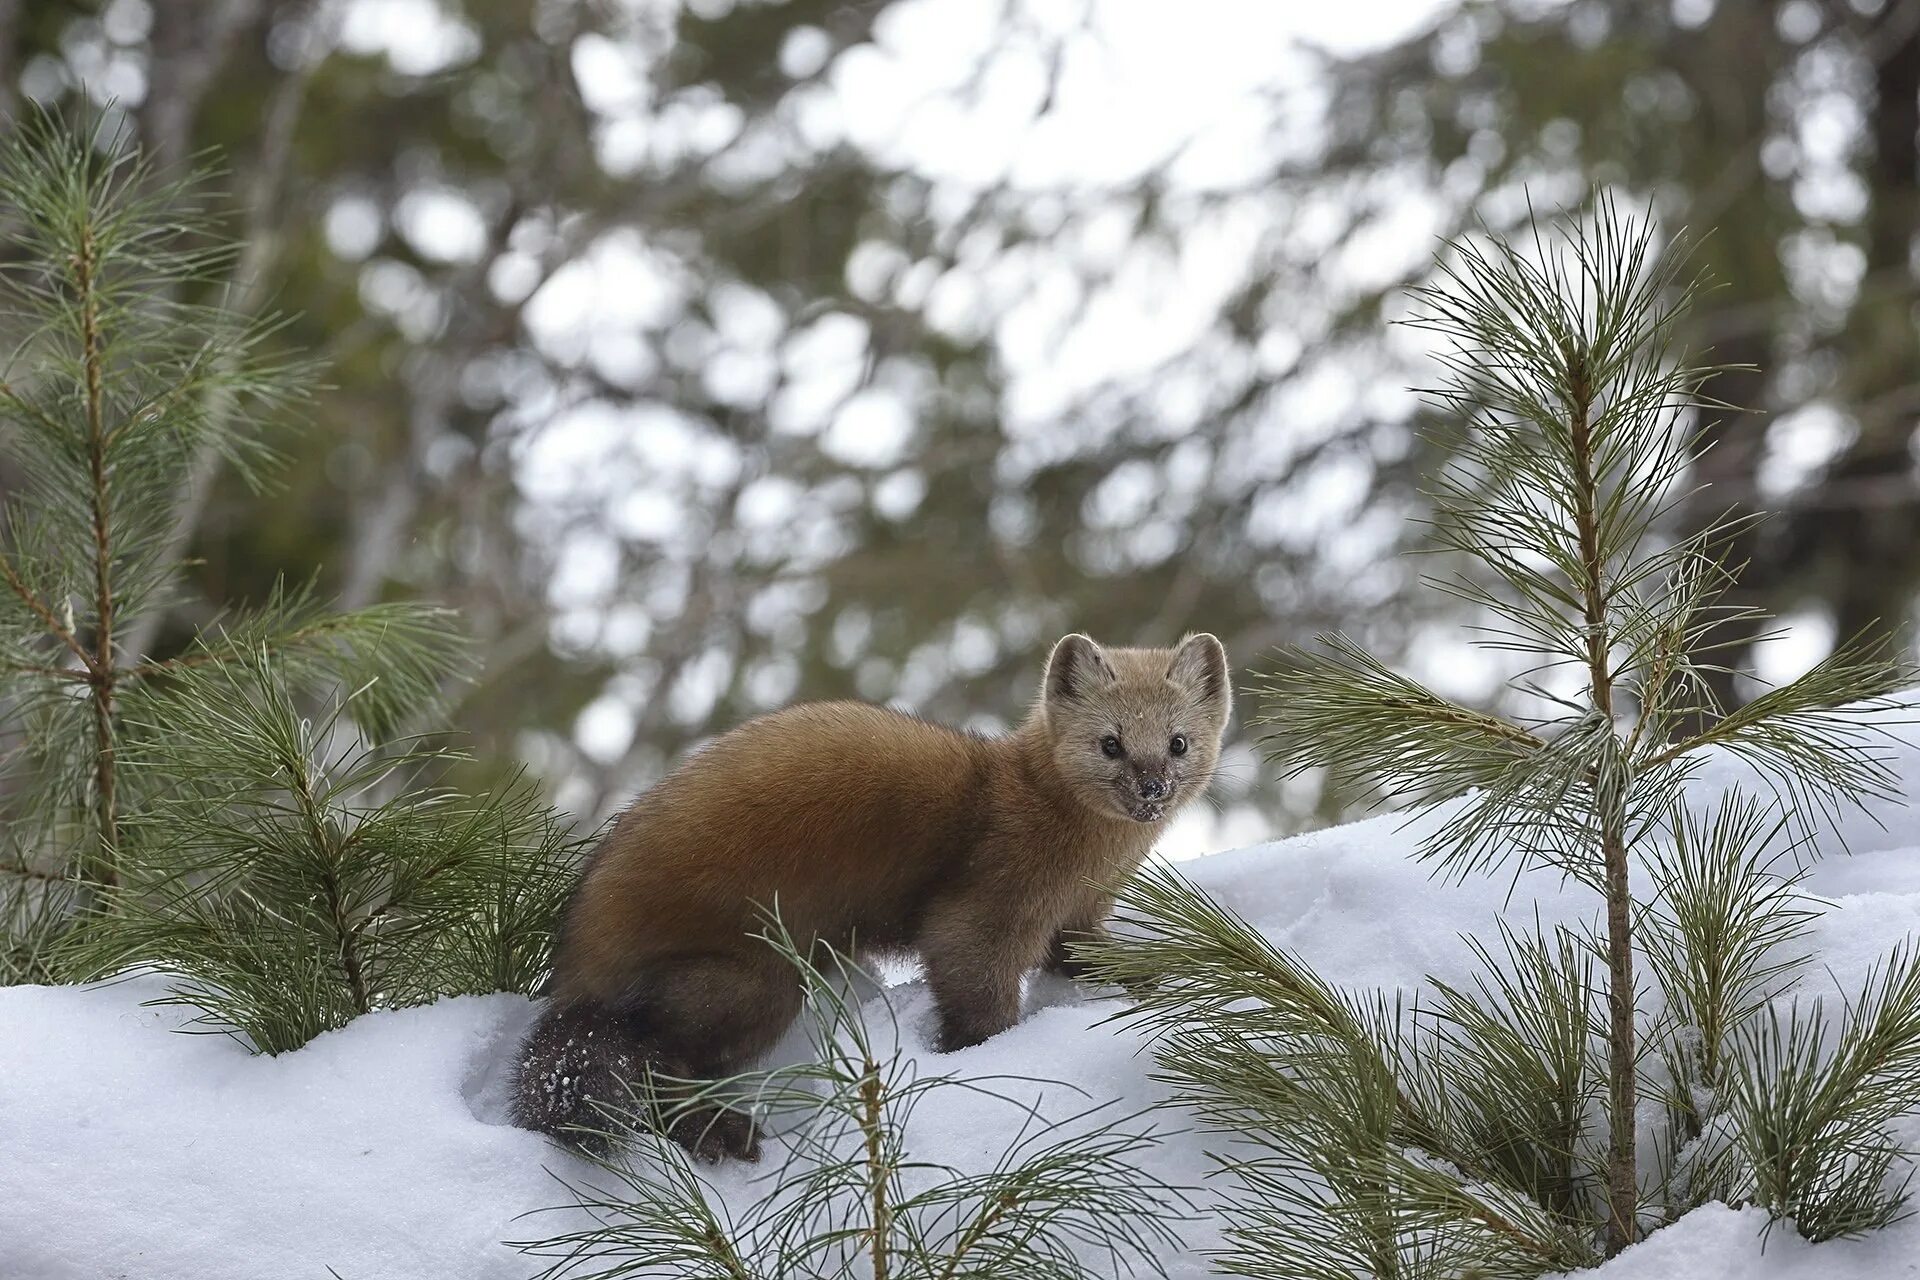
[[4, 721, 1920, 1279]]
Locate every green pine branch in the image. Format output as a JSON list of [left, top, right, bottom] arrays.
[[1730, 945, 1920, 1241], [1252, 635, 1545, 809], [70, 648, 584, 1052], [1077, 865, 1598, 1280]]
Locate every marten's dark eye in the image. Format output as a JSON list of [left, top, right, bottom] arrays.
[[1169, 734, 1189, 757], [1100, 734, 1124, 759]]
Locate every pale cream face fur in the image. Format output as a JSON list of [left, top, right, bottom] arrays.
[[1039, 633, 1232, 824]]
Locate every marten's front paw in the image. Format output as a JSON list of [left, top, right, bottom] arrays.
[[933, 1014, 1012, 1054], [934, 1026, 981, 1054]]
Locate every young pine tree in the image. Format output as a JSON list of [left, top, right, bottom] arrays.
[[517, 919, 1190, 1280], [0, 112, 580, 1040], [1082, 200, 1919, 1275]]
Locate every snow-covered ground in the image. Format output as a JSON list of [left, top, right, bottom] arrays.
[[5, 726, 1920, 1280]]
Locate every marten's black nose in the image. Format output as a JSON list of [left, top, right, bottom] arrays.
[[1137, 776, 1170, 801]]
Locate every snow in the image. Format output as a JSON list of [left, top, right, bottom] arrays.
[[5, 718, 1920, 1279]]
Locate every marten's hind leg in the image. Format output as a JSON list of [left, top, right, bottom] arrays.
[[642, 952, 804, 1159], [511, 952, 802, 1161]]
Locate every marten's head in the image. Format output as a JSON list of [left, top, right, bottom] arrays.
[[1037, 632, 1231, 824]]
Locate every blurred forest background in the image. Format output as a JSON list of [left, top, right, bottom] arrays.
[[4, 0, 1918, 846]]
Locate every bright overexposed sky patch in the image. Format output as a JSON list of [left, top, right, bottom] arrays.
[[505, 0, 1457, 503], [328, 0, 1461, 838]]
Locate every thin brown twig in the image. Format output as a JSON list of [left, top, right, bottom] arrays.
[[126, 615, 365, 680], [0, 552, 93, 670], [0, 659, 90, 682], [280, 742, 372, 1015], [0, 380, 73, 442], [0, 858, 68, 885], [934, 1192, 1017, 1280]]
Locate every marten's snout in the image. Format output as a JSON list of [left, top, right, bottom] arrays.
[[1122, 768, 1173, 823]]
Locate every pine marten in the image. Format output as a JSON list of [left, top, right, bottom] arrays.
[[511, 631, 1231, 1159]]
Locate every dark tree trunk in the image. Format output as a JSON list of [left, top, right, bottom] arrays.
[[1684, 332, 1773, 719], [1819, 15, 1920, 652], [1678, 5, 1920, 713], [1674, 2, 1793, 719]]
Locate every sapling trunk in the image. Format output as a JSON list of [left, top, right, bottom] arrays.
[[1567, 375, 1639, 1253], [77, 222, 122, 884], [1599, 789, 1637, 1252], [861, 1058, 893, 1280]]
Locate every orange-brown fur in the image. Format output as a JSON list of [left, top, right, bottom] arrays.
[[512, 632, 1231, 1159]]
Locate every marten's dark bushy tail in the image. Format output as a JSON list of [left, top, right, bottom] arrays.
[[509, 1001, 642, 1154], [509, 1000, 762, 1161]]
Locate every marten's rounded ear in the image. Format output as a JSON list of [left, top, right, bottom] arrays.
[[1045, 633, 1116, 705], [1170, 633, 1230, 713]]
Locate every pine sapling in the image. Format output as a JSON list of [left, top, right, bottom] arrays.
[[1081, 198, 1918, 1274], [0, 110, 464, 977], [1, 113, 588, 1038]]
